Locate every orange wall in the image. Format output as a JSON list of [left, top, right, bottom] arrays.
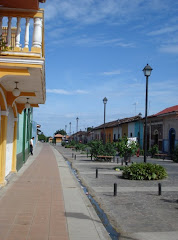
[[56, 137, 62, 143], [106, 128, 113, 143], [0, 0, 39, 10], [122, 124, 128, 137]]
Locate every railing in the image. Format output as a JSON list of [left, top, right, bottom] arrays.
[[0, 7, 44, 58]]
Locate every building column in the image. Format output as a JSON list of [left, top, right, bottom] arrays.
[[0, 112, 8, 185], [32, 18, 42, 48], [11, 118, 18, 172]]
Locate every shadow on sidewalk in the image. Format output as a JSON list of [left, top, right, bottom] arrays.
[[66, 212, 101, 223]]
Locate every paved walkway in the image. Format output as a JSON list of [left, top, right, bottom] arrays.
[[0, 143, 109, 240]]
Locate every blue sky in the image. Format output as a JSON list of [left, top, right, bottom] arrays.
[[34, 0, 178, 136]]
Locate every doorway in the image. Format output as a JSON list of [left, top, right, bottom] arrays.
[[169, 128, 175, 154]]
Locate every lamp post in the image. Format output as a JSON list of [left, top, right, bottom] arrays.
[[138, 113, 142, 147], [143, 64, 153, 163], [103, 97, 108, 144], [117, 119, 120, 142], [76, 117, 79, 133], [76, 117, 79, 142], [69, 122, 71, 136]]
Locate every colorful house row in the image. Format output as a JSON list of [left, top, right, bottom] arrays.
[[68, 105, 178, 155], [92, 115, 144, 148], [0, 0, 46, 186], [91, 105, 178, 154]]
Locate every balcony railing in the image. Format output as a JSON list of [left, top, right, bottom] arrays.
[[0, 7, 44, 58]]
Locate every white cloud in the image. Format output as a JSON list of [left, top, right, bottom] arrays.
[[147, 26, 178, 36], [102, 70, 121, 76], [159, 45, 178, 54], [47, 89, 89, 95], [47, 89, 70, 95], [44, 0, 171, 24], [48, 34, 134, 48], [76, 89, 89, 94]]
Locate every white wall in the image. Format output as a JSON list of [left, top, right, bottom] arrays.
[[128, 122, 135, 138], [113, 126, 122, 140], [5, 107, 14, 177]]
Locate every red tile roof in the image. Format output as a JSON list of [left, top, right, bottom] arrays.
[[155, 105, 178, 116], [94, 115, 142, 130], [54, 134, 63, 138]]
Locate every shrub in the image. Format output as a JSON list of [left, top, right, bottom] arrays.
[[149, 144, 159, 157], [88, 140, 116, 159], [61, 141, 66, 146], [123, 163, 167, 180], [104, 142, 117, 156], [70, 140, 76, 146], [75, 143, 87, 151], [140, 149, 144, 156], [173, 144, 178, 163], [117, 137, 138, 158]]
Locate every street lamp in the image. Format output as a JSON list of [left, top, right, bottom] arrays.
[[103, 97, 108, 144], [143, 64, 153, 163], [76, 117, 79, 133], [69, 122, 71, 136], [138, 113, 142, 147], [117, 119, 120, 142]]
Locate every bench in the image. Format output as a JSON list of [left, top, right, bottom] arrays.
[[96, 155, 113, 162], [154, 153, 169, 160]]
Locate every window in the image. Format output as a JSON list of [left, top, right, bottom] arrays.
[[130, 132, 132, 137]]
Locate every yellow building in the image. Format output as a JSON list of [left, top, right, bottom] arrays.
[[0, 0, 46, 186], [54, 134, 64, 145]]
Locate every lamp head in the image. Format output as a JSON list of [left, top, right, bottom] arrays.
[[25, 98, 30, 109], [103, 97, 108, 104], [143, 64, 153, 77], [12, 82, 20, 97]]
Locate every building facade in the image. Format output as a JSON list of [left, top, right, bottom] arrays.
[[145, 105, 178, 154], [0, 0, 46, 185]]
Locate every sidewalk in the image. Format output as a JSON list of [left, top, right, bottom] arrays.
[[0, 143, 109, 240]]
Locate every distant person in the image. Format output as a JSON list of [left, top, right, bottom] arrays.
[[30, 137, 34, 155]]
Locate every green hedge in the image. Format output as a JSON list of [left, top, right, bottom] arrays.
[[123, 163, 167, 180]]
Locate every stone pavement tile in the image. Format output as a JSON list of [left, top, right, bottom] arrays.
[[14, 215, 33, 225], [0, 214, 16, 225], [49, 220, 68, 235], [6, 224, 30, 240], [0, 224, 11, 239], [49, 237, 69, 240], [33, 214, 50, 224], [51, 200, 65, 206], [27, 236, 48, 240], [28, 223, 49, 234]]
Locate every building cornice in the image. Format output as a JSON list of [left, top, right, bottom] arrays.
[[0, 57, 44, 66]]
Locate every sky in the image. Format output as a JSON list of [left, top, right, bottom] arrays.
[[34, 0, 178, 136]]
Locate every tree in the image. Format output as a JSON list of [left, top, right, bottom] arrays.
[[54, 129, 67, 136], [87, 127, 93, 132], [38, 133, 47, 142]]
